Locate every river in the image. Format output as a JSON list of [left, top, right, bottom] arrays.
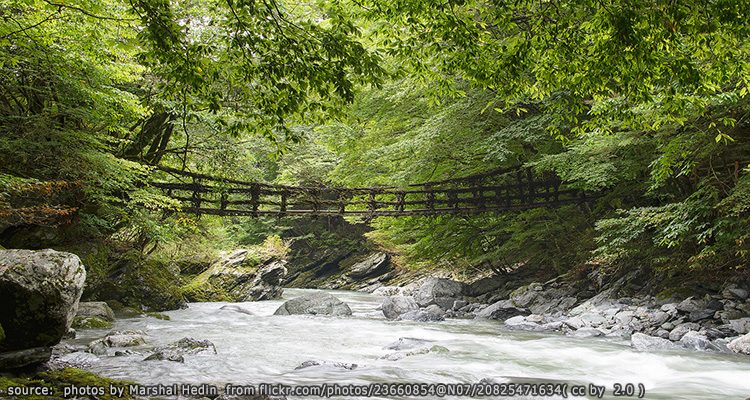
[[66, 289, 750, 399]]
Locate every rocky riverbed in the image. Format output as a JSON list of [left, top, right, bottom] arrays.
[[42, 288, 750, 400], [373, 276, 750, 357]]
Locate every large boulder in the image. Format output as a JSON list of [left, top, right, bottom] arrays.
[[182, 250, 287, 302], [414, 278, 464, 307], [243, 261, 287, 301], [631, 333, 680, 352], [347, 253, 391, 280], [274, 292, 352, 316], [81, 249, 187, 312], [474, 299, 530, 320], [0, 249, 86, 352], [75, 302, 115, 321], [381, 296, 419, 320]]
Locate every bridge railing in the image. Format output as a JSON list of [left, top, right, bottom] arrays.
[[151, 166, 592, 217]]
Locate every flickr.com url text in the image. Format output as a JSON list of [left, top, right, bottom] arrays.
[[1, 382, 647, 398]]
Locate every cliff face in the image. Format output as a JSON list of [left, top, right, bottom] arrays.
[[280, 216, 396, 290]]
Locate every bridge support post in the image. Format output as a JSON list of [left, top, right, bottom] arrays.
[[279, 190, 287, 217], [395, 191, 405, 212], [191, 177, 202, 216], [250, 183, 260, 217]]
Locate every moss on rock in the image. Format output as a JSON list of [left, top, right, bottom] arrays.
[[71, 316, 112, 329], [145, 312, 171, 321], [180, 277, 230, 302]]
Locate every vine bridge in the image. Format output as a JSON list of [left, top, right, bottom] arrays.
[[151, 166, 597, 218]]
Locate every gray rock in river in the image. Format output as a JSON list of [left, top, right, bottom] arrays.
[[568, 327, 605, 338], [474, 299, 530, 320], [728, 333, 750, 355], [679, 331, 718, 351], [0, 249, 86, 367], [381, 345, 449, 361], [76, 301, 115, 322], [414, 278, 464, 307], [88, 330, 146, 355], [383, 337, 434, 351], [397, 306, 445, 322], [274, 292, 352, 316], [219, 305, 255, 316], [631, 333, 680, 351], [381, 296, 418, 320], [295, 360, 357, 370], [144, 337, 217, 363], [504, 316, 547, 331]]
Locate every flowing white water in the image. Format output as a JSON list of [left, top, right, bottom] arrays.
[[68, 289, 750, 400]]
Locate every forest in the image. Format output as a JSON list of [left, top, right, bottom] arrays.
[[1, 0, 750, 398], [3, 0, 749, 288]]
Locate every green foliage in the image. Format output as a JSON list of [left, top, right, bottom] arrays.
[[0, 368, 134, 400], [371, 206, 594, 275], [359, 0, 750, 138]]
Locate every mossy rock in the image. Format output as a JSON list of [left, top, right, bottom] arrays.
[[0, 368, 135, 400], [180, 278, 230, 302], [0, 322, 5, 345], [145, 312, 171, 321], [71, 316, 112, 329], [80, 250, 187, 312]]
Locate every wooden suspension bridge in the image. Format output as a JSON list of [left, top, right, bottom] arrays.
[[151, 166, 598, 218]]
